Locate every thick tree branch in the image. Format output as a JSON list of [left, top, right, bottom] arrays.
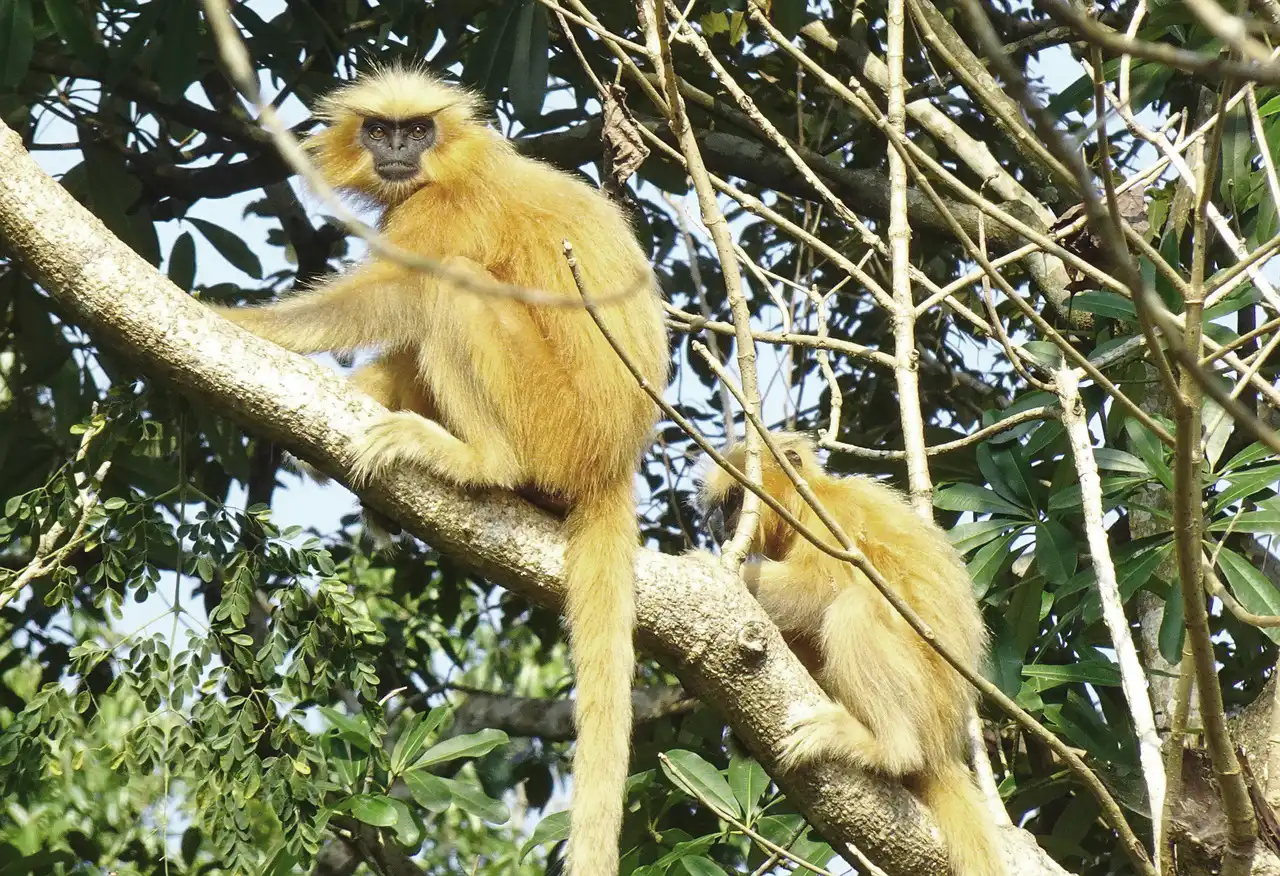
[[0, 120, 1061, 876], [448, 686, 696, 743]]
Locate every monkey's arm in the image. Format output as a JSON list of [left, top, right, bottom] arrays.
[[744, 557, 831, 634], [209, 260, 412, 355]]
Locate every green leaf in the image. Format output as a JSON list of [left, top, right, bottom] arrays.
[[681, 858, 729, 876], [948, 519, 1012, 554], [967, 532, 1017, 597], [387, 798, 421, 847], [509, 0, 549, 124], [319, 707, 377, 751], [1035, 520, 1077, 587], [404, 771, 452, 812], [519, 810, 570, 861], [1067, 291, 1137, 321], [0, 0, 33, 87], [155, 0, 202, 101], [390, 705, 450, 776], [933, 483, 1028, 517], [438, 776, 510, 823], [1023, 661, 1121, 689], [1124, 418, 1173, 490], [977, 445, 1037, 513], [1217, 547, 1280, 643], [1091, 448, 1149, 476], [335, 794, 399, 828], [77, 145, 160, 264], [1213, 465, 1280, 513], [409, 727, 508, 771], [1117, 544, 1171, 599], [188, 217, 264, 279], [728, 755, 769, 820], [167, 232, 197, 291], [661, 750, 741, 818], [461, 2, 521, 99], [771, 0, 808, 36], [44, 0, 99, 60], [1220, 440, 1274, 474], [1159, 587, 1185, 665], [1210, 497, 1280, 534]]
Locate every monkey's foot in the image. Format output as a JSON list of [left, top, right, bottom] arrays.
[[778, 702, 883, 774], [348, 411, 455, 487]]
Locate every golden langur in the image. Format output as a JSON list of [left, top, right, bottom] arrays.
[[207, 67, 669, 876], [698, 433, 1005, 876]]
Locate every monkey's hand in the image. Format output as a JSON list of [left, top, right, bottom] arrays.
[[348, 411, 520, 492], [348, 411, 458, 487]]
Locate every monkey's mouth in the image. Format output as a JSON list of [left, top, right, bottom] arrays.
[[376, 163, 419, 181]]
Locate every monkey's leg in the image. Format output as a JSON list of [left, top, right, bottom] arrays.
[[778, 587, 930, 777], [349, 259, 527, 491], [209, 261, 413, 355]]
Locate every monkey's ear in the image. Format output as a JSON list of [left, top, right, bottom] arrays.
[[784, 448, 804, 469]]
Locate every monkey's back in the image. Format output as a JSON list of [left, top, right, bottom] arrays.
[[835, 475, 987, 667]]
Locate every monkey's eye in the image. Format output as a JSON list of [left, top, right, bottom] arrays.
[[367, 124, 387, 141], [409, 122, 431, 140]]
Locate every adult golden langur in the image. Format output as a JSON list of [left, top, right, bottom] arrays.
[[698, 433, 1005, 876], [208, 67, 670, 876]]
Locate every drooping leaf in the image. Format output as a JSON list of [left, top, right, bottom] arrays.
[[188, 217, 264, 280], [727, 755, 769, 821], [0, 0, 33, 88], [1035, 520, 1077, 587], [509, 0, 549, 124], [519, 810, 570, 861], [934, 483, 1028, 517], [661, 750, 741, 818], [43, 0, 99, 60], [1217, 547, 1280, 643], [408, 727, 508, 771], [167, 233, 197, 291]]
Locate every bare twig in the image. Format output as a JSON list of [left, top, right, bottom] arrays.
[[651, 0, 763, 570]]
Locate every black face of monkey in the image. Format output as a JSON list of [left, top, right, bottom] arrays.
[[705, 484, 744, 544], [360, 116, 436, 181]]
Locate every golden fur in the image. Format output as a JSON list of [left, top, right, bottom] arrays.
[[698, 433, 1005, 876], [208, 68, 669, 876]]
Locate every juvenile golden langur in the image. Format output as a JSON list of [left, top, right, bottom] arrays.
[[208, 67, 669, 876], [698, 433, 1004, 876]]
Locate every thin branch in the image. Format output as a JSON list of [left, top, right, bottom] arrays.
[[1058, 364, 1166, 871], [651, 0, 763, 570]]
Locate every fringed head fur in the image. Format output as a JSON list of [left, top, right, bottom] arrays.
[[697, 432, 822, 554], [304, 64, 502, 205]]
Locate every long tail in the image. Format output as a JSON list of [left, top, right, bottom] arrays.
[[564, 481, 638, 876], [917, 760, 1006, 876]]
